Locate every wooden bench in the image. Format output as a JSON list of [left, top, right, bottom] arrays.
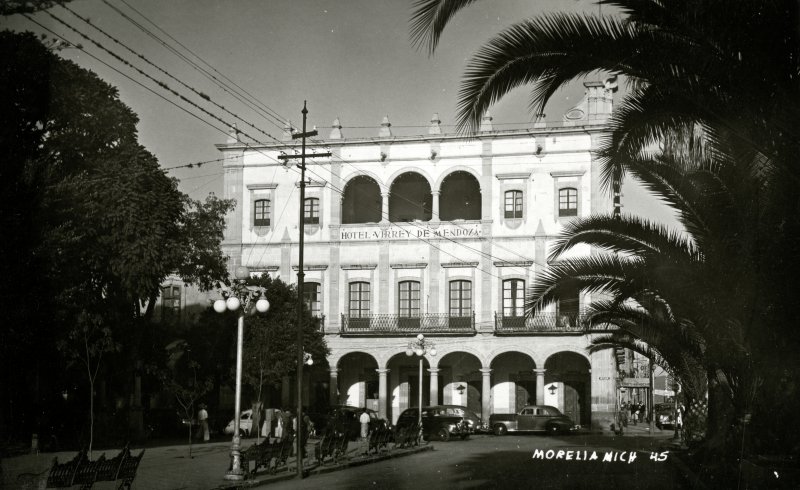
[[315, 426, 349, 465], [367, 426, 394, 454], [242, 435, 295, 476], [394, 423, 421, 449]]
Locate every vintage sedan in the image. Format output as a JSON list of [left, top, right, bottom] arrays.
[[490, 405, 576, 435], [395, 406, 472, 441]]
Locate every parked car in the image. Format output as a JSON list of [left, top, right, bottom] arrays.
[[655, 403, 676, 430], [327, 405, 389, 441], [431, 405, 484, 433], [490, 405, 576, 435], [223, 408, 281, 437], [395, 406, 472, 441]]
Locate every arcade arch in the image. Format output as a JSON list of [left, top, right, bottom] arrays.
[[544, 352, 591, 426]]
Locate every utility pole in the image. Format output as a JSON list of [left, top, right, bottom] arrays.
[[278, 102, 330, 479]]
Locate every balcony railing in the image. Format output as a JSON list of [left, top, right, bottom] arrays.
[[494, 312, 587, 335], [341, 313, 476, 336]]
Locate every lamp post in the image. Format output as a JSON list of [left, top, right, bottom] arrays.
[[214, 266, 270, 482], [405, 334, 437, 428]]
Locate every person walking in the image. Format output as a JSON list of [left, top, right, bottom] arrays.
[[197, 404, 210, 442], [359, 409, 370, 442]]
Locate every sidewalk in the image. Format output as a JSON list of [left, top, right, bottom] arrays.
[[2, 437, 432, 490]]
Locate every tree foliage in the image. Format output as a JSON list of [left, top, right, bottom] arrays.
[[0, 30, 232, 443]]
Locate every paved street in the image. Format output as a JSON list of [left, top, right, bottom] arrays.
[[268, 431, 690, 490], [2, 427, 691, 490]]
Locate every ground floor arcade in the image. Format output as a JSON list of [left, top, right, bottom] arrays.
[[319, 334, 616, 430]]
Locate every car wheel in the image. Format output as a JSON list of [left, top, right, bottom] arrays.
[[437, 428, 450, 442], [493, 424, 507, 436]]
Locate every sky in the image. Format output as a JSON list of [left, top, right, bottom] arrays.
[[3, 0, 680, 228]]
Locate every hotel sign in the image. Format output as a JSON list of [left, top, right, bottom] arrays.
[[339, 223, 483, 242], [621, 378, 650, 388]]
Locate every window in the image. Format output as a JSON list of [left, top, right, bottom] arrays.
[[398, 281, 421, 317], [558, 188, 578, 217], [559, 289, 580, 316], [348, 282, 370, 318], [503, 279, 525, 317], [303, 282, 321, 317], [161, 285, 181, 323], [504, 190, 523, 219], [254, 199, 271, 226], [449, 280, 472, 317], [304, 197, 320, 224]]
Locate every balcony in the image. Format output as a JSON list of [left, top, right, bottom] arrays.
[[494, 312, 587, 335], [341, 313, 476, 336]]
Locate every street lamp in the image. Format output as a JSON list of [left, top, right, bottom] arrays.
[[405, 334, 436, 429], [214, 266, 270, 481]]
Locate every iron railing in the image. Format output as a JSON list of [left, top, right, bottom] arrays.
[[340, 313, 476, 336], [493, 312, 587, 335]]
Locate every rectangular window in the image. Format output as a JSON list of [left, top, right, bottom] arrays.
[[504, 190, 523, 219], [303, 282, 321, 317], [449, 280, 472, 316], [503, 279, 525, 317], [304, 197, 320, 224], [558, 188, 578, 217], [254, 199, 271, 226], [349, 282, 370, 318], [161, 285, 181, 323], [398, 281, 421, 317]]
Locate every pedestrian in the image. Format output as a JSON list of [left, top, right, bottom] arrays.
[[197, 404, 209, 442], [274, 410, 285, 441], [359, 408, 370, 441]]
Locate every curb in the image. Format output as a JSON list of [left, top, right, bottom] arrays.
[[212, 444, 434, 489]]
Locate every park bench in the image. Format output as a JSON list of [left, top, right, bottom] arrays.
[[315, 426, 349, 465], [394, 422, 421, 449], [45, 444, 145, 489], [242, 435, 295, 476], [46, 448, 88, 488], [367, 426, 394, 454]]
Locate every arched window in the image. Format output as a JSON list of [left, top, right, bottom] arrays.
[[389, 172, 432, 222], [304, 197, 320, 224], [440, 171, 481, 220], [398, 281, 421, 317], [558, 188, 578, 217], [303, 281, 321, 317], [254, 199, 271, 226], [503, 279, 525, 317], [504, 190, 523, 219]]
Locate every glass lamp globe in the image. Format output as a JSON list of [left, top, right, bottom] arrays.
[[405, 348, 413, 357], [417, 333, 424, 341], [306, 357, 314, 366], [213, 299, 227, 313], [429, 347, 437, 357], [226, 296, 241, 311], [415, 348, 423, 356], [255, 298, 270, 313]]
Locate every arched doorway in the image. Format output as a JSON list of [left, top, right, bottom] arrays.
[[389, 172, 432, 222], [490, 351, 536, 414], [386, 352, 431, 425], [544, 352, 591, 426], [342, 175, 382, 224], [336, 352, 379, 410], [439, 170, 481, 220], [436, 351, 482, 418]]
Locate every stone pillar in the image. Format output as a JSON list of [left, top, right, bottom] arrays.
[[377, 368, 389, 420], [381, 192, 390, 222], [431, 190, 440, 221], [480, 368, 492, 421], [428, 368, 440, 406], [329, 369, 339, 405], [534, 368, 547, 405]]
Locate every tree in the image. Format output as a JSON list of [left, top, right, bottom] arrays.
[[0, 0, 73, 15], [0, 30, 233, 445]]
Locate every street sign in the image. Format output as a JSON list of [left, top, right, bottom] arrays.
[[621, 377, 649, 388]]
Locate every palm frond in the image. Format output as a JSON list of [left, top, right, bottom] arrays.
[[409, 0, 482, 55]]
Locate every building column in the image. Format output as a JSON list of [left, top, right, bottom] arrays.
[[381, 192, 390, 222], [376, 368, 389, 420], [534, 368, 546, 405], [428, 368, 440, 406], [480, 368, 492, 421], [431, 190, 440, 221], [329, 369, 339, 405]]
